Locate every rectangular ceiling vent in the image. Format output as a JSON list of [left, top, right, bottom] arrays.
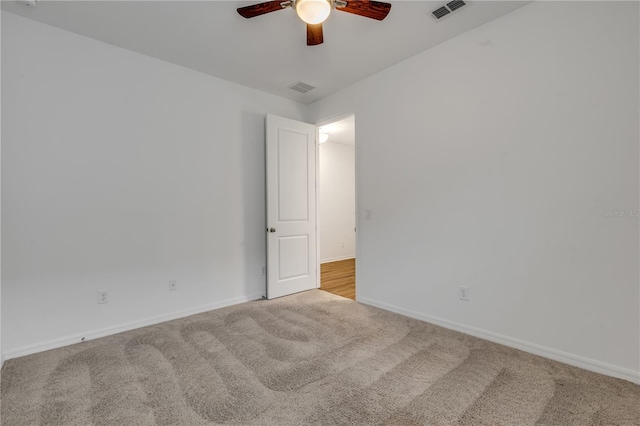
[[289, 81, 315, 94], [447, 0, 466, 12], [432, 6, 450, 19], [432, 0, 467, 20]]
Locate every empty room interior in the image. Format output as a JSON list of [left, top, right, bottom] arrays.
[[319, 115, 356, 300], [1, 1, 639, 425]]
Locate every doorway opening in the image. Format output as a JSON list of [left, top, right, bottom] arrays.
[[317, 115, 356, 300]]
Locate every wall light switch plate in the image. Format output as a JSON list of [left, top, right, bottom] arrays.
[[459, 286, 469, 301]]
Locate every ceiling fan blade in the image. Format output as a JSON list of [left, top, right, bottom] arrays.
[[337, 0, 391, 21], [237, 1, 286, 18], [307, 23, 324, 46]]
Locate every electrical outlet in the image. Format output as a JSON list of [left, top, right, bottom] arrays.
[[365, 208, 372, 219], [97, 290, 108, 304], [169, 280, 177, 291], [261, 266, 266, 276], [459, 286, 469, 301]]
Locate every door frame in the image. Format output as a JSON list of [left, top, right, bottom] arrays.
[[314, 113, 357, 294]]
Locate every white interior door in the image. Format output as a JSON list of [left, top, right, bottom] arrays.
[[266, 114, 317, 299]]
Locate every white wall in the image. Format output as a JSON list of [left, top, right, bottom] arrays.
[[1, 12, 305, 358], [319, 141, 355, 263], [0, 9, 3, 369], [308, 1, 640, 382]]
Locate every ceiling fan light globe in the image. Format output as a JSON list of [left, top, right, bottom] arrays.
[[296, 0, 331, 24]]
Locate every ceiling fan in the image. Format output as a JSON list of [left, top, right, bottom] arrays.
[[237, 0, 392, 46]]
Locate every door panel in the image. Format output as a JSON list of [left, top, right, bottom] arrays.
[[266, 114, 317, 299], [277, 129, 309, 221], [278, 235, 309, 280]]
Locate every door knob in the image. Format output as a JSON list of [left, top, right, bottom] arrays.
[[269, 227, 276, 233]]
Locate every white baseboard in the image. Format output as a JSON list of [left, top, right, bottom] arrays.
[[320, 256, 355, 264], [2, 293, 264, 362], [357, 297, 640, 385]]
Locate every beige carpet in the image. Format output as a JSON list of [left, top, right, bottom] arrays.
[[1, 290, 638, 425]]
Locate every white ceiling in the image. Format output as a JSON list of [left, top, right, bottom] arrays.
[[1, 1, 531, 104], [321, 115, 355, 146]]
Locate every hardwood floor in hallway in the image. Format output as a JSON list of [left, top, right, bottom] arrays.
[[320, 258, 355, 300]]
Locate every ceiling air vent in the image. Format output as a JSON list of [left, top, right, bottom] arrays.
[[432, 0, 467, 20], [447, 0, 466, 12], [432, 6, 450, 19], [289, 81, 315, 94]]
